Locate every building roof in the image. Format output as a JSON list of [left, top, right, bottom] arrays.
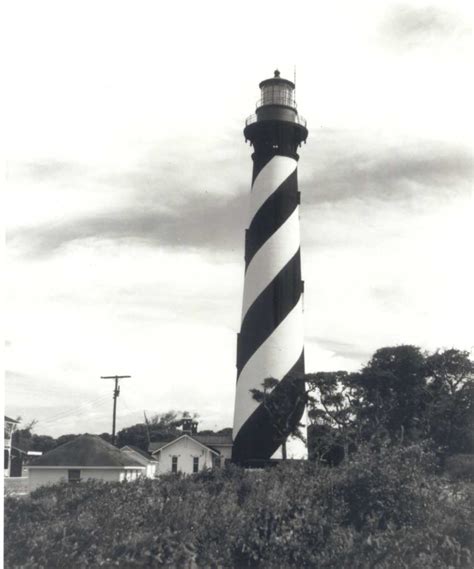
[[194, 434, 233, 447], [11, 446, 28, 455], [148, 433, 233, 454], [4, 416, 20, 424], [148, 438, 175, 453], [29, 434, 144, 468], [120, 445, 158, 462], [150, 434, 220, 456]]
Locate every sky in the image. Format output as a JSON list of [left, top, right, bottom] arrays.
[[4, 0, 473, 438]]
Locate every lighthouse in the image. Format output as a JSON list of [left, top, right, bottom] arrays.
[[232, 70, 308, 464]]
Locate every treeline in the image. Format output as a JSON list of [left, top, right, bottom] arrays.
[[13, 411, 231, 454], [15, 345, 473, 465], [304, 346, 473, 464], [254, 345, 473, 465]]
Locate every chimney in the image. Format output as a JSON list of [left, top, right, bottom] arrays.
[[182, 419, 198, 435]]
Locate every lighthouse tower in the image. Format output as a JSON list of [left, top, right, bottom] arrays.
[[232, 70, 308, 464]]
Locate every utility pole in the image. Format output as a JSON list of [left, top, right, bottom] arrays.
[[101, 375, 131, 445]]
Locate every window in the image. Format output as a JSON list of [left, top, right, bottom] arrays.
[[213, 456, 221, 469], [193, 457, 199, 473], [4, 449, 9, 469], [68, 469, 81, 483], [171, 456, 178, 473]]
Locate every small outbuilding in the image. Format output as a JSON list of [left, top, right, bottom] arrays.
[[148, 421, 233, 474], [120, 445, 158, 478], [27, 434, 146, 492], [150, 434, 219, 475]]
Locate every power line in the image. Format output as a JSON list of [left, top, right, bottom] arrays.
[[39, 394, 112, 425], [40, 393, 111, 422]]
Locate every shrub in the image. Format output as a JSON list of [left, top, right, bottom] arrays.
[[444, 454, 474, 482], [4, 446, 473, 568]]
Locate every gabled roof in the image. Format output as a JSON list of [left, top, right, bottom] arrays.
[[121, 445, 158, 463], [148, 438, 176, 453], [194, 434, 233, 447], [11, 446, 28, 455], [29, 434, 144, 468], [148, 433, 233, 453], [150, 434, 219, 456], [4, 416, 20, 424]]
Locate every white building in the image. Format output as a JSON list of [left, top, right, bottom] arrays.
[[120, 445, 158, 478], [149, 428, 233, 475], [150, 435, 218, 475], [28, 434, 145, 492], [4, 415, 20, 477]]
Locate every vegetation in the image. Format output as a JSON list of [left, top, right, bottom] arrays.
[[115, 411, 197, 451], [5, 345, 473, 567], [13, 411, 198, 454], [249, 346, 473, 466], [306, 346, 473, 463], [4, 443, 473, 568]]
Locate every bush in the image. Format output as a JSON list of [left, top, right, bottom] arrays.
[[4, 445, 473, 568], [444, 454, 474, 482]]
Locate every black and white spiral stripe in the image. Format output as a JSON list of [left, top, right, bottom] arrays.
[[232, 154, 305, 463]]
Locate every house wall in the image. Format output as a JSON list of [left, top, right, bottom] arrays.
[[28, 468, 145, 492], [120, 469, 145, 482], [28, 468, 68, 492], [121, 449, 157, 479], [155, 437, 215, 475], [83, 469, 124, 483], [213, 445, 232, 461], [146, 464, 157, 478]]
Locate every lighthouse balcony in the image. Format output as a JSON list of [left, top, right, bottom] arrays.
[[245, 112, 307, 129]]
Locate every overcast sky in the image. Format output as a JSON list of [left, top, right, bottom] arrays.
[[4, 0, 473, 437]]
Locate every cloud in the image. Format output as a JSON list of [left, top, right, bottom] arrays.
[[5, 370, 96, 418], [380, 3, 471, 49], [301, 134, 472, 205], [7, 160, 87, 183], [8, 190, 248, 257], [7, 131, 253, 257], [8, 132, 472, 257], [307, 336, 373, 363]]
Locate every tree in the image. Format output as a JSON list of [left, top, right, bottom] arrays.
[[425, 348, 474, 454], [305, 346, 474, 460], [305, 371, 358, 463], [54, 434, 79, 448], [11, 420, 58, 453], [98, 432, 113, 444], [250, 376, 308, 459], [116, 410, 197, 451], [30, 435, 57, 453], [349, 345, 429, 444], [12, 419, 37, 452]]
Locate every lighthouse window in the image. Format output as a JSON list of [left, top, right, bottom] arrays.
[[261, 84, 294, 107]]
